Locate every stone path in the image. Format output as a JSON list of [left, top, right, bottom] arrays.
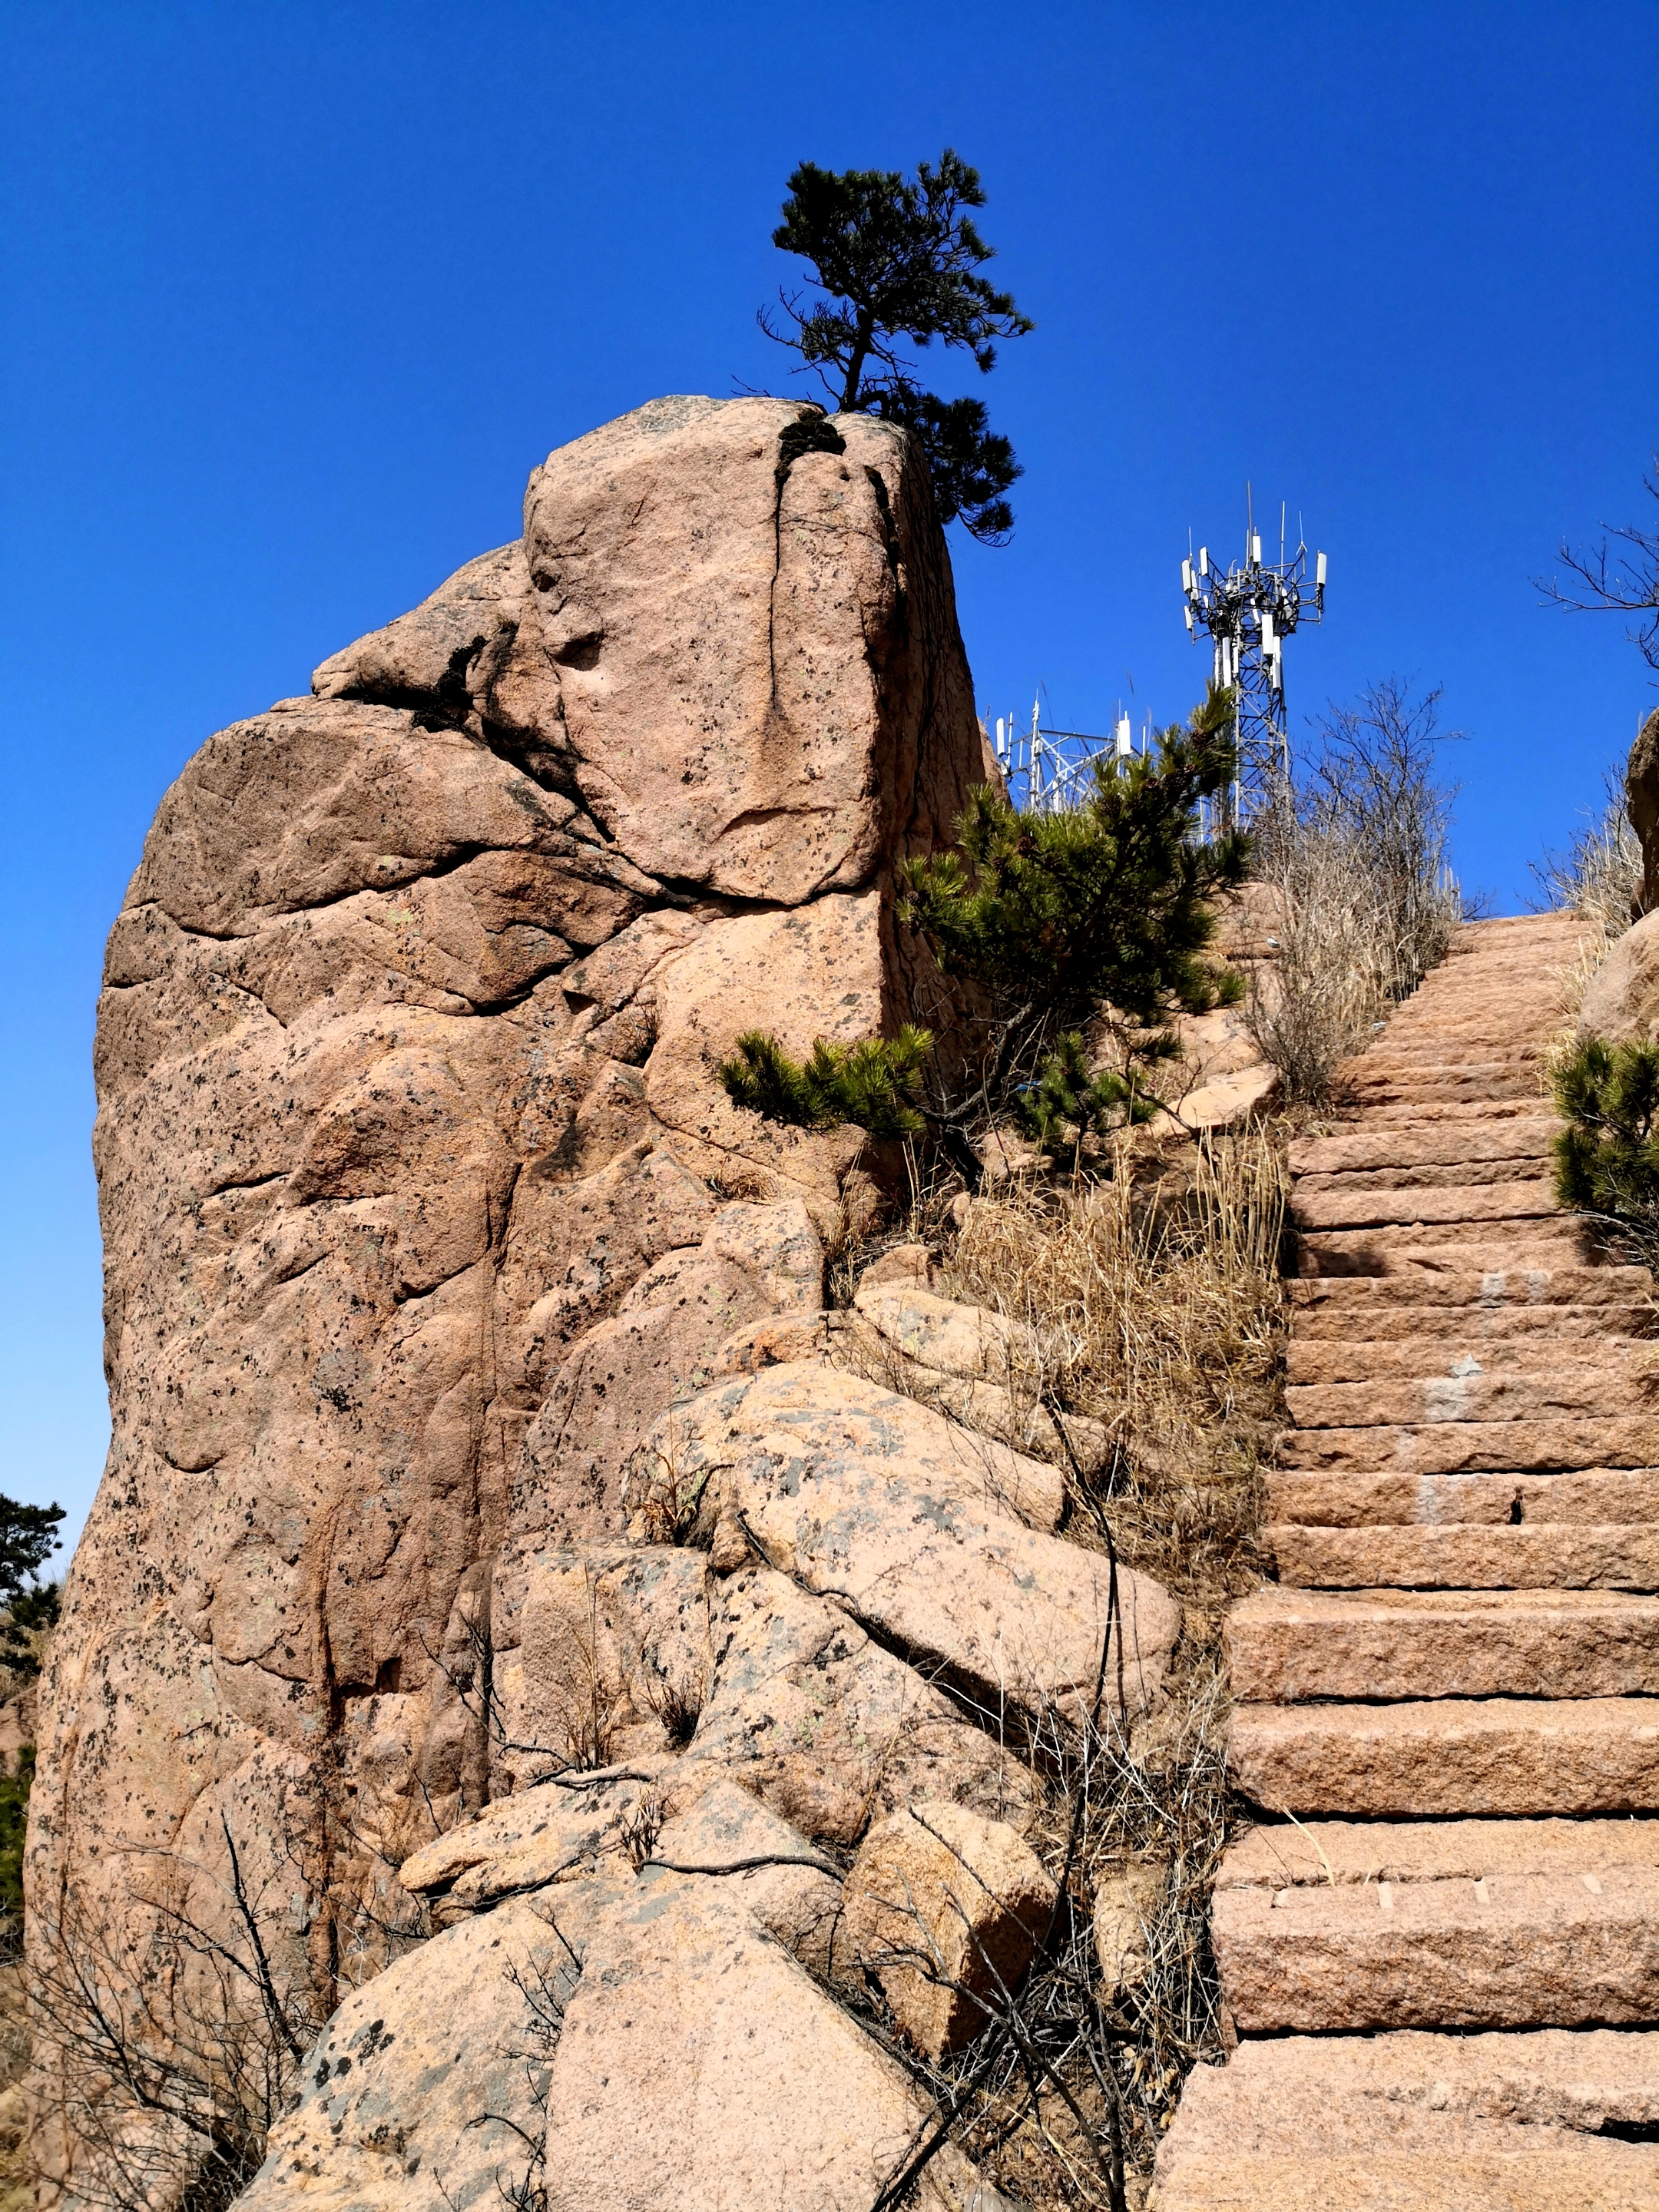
[[1153, 916, 1659, 2208]]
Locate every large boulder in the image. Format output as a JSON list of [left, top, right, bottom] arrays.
[[1625, 704, 1659, 916], [28, 396, 988, 2204]]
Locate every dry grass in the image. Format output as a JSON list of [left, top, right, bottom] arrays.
[[943, 1128, 1287, 1621], [1245, 817, 1462, 1104], [1532, 767, 1644, 940]]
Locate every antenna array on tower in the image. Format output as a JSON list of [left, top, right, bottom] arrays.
[[1181, 495, 1327, 822]]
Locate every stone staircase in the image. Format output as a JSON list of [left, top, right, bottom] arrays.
[[1153, 916, 1659, 2208]]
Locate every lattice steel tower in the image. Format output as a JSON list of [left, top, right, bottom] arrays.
[[1181, 495, 1326, 820]]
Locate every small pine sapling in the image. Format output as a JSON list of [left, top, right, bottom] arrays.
[[720, 1025, 932, 1140], [902, 684, 1248, 1114], [1552, 1035, 1659, 1255], [1014, 1030, 1171, 1171]]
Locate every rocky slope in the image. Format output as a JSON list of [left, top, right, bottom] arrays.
[[28, 396, 1178, 2209], [1154, 914, 1659, 2209]]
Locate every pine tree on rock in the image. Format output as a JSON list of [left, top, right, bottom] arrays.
[[760, 149, 1032, 543]]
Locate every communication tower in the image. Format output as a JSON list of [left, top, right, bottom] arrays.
[[1181, 494, 1326, 820], [992, 698, 1146, 815]]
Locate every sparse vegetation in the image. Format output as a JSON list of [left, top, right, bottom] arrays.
[[1551, 1035, 1659, 1263], [717, 1025, 932, 1139], [833, 1124, 1288, 2202], [1532, 763, 1644, 939], [1246, 677, 1465, 1101]]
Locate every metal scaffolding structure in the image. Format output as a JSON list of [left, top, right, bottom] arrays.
[[991, 697, 1145, 814], [1181, 496, 1326, 822]]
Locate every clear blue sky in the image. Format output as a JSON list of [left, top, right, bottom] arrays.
[[3, 1, 1655, 1552]]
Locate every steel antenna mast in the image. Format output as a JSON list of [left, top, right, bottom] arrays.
[[1181, 487, 1327, 823]]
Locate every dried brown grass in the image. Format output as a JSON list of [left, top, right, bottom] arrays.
[[942, 1127, 1286, 1621]]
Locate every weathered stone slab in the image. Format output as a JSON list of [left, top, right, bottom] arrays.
[[1218, 1816, 1659, 1889], [1286, 1367, 1644, 1427], [647, 1366, 1177, 1723], [1289, 1119, 1560, 1177], [1276, 1412, 1659, 1475], [1214, 1866, 1659, 2033], [1266, 1522, 1659, 1588], [1225, 1586, 1659, 1701], [1152, 2029, 1659, 2212], [1265, 1464, 1659, 1528], [1229, 1697, 1659, 1816], [1286, 1335, 1648, 1385]]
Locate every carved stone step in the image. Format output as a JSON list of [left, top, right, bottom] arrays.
[[1229, 1697, 1659, 1817], [1225, 1586, 1659, 1701]]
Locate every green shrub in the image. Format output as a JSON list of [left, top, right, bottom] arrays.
[[718, 1025, 932, 1139], [902, 686, 1246, 1034], [1552, 1035, 1659, 1253], [1012, 1029, 1167, 1163], [0, 1746, 34, 1955]]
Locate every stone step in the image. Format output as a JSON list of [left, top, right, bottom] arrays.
[[1286, 1369, 1644, 1428], [1339, 1070, 1549, 1104], [1291, 1306, 1651, 1350], [1290, 1120, 1561, 1178], [1220, 1814, 1659, 1889], [1346, 1096, 1566, 1127], [1213, 1864, 1659, 2034], [1225, 1587, 1659, 1700], [1276, 1412, 1659, 1475], [1286, 1335, 1647, 1384], [1350, 1041, 1545, 1071], [1292, 1180, 1559, 1231], [1296, 1217, 1593, 1280], [1266, 1464, 1659, 1528], [1289, 1268, 1651, 1321], [1228, 1697, 1659, 1817], [1151, 2028, 1659, 2212], [1296, 1157, 1555, 1194], [1267, 1522, 1659, 1589]]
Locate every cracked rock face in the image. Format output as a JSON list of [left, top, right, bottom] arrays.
[[28, 396, 987, 2197]]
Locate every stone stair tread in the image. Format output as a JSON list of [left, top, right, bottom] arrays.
[[1220, 1815, 1659, 1888], [1266, 1521, 1659, 1590], [1228, 1697, 1659, 1818], [1287, 1337, 1648, 1383], [1290, 1121, 1561, 1174], [1292, 1181, 1560, 1231], [1276, 1413, 1659, 1475], [1213, 1863, 1659, 2034], [1266, 1465, 1659, 1528], [1289, 1269, 1651, 1317], [1152, 2030, 1659, 2212], [1297, 1221, 1593, 1280], [1296, 1157, 1555, 1194], [1286, 1373, 1644, 1426], [1226, 1584, 1659, 1700]]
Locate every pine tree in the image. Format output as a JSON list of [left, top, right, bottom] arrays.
[[901, 684, 1249, 1105], [761, 150, 1032, 543]]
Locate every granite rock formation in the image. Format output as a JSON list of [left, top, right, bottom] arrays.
[[28, 395, 1051, 2203]]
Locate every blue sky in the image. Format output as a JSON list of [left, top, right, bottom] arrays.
[[3, 0, 1655, 1551]]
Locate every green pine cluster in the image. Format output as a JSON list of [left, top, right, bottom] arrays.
[[718, 1025, 932, 1141], [899, 683, 1247, 1041], [718, 689, 1246, 1159], [0, 1746, 33, 1955], [1012, 1030, 1165, 1163], [1552, 1035, 1659, 1253]]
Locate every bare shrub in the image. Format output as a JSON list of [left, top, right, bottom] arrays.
[[1532, 764, 1644, 939], [1247, 677, 1465, 1101], [28, 1823, 326, 2212]]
